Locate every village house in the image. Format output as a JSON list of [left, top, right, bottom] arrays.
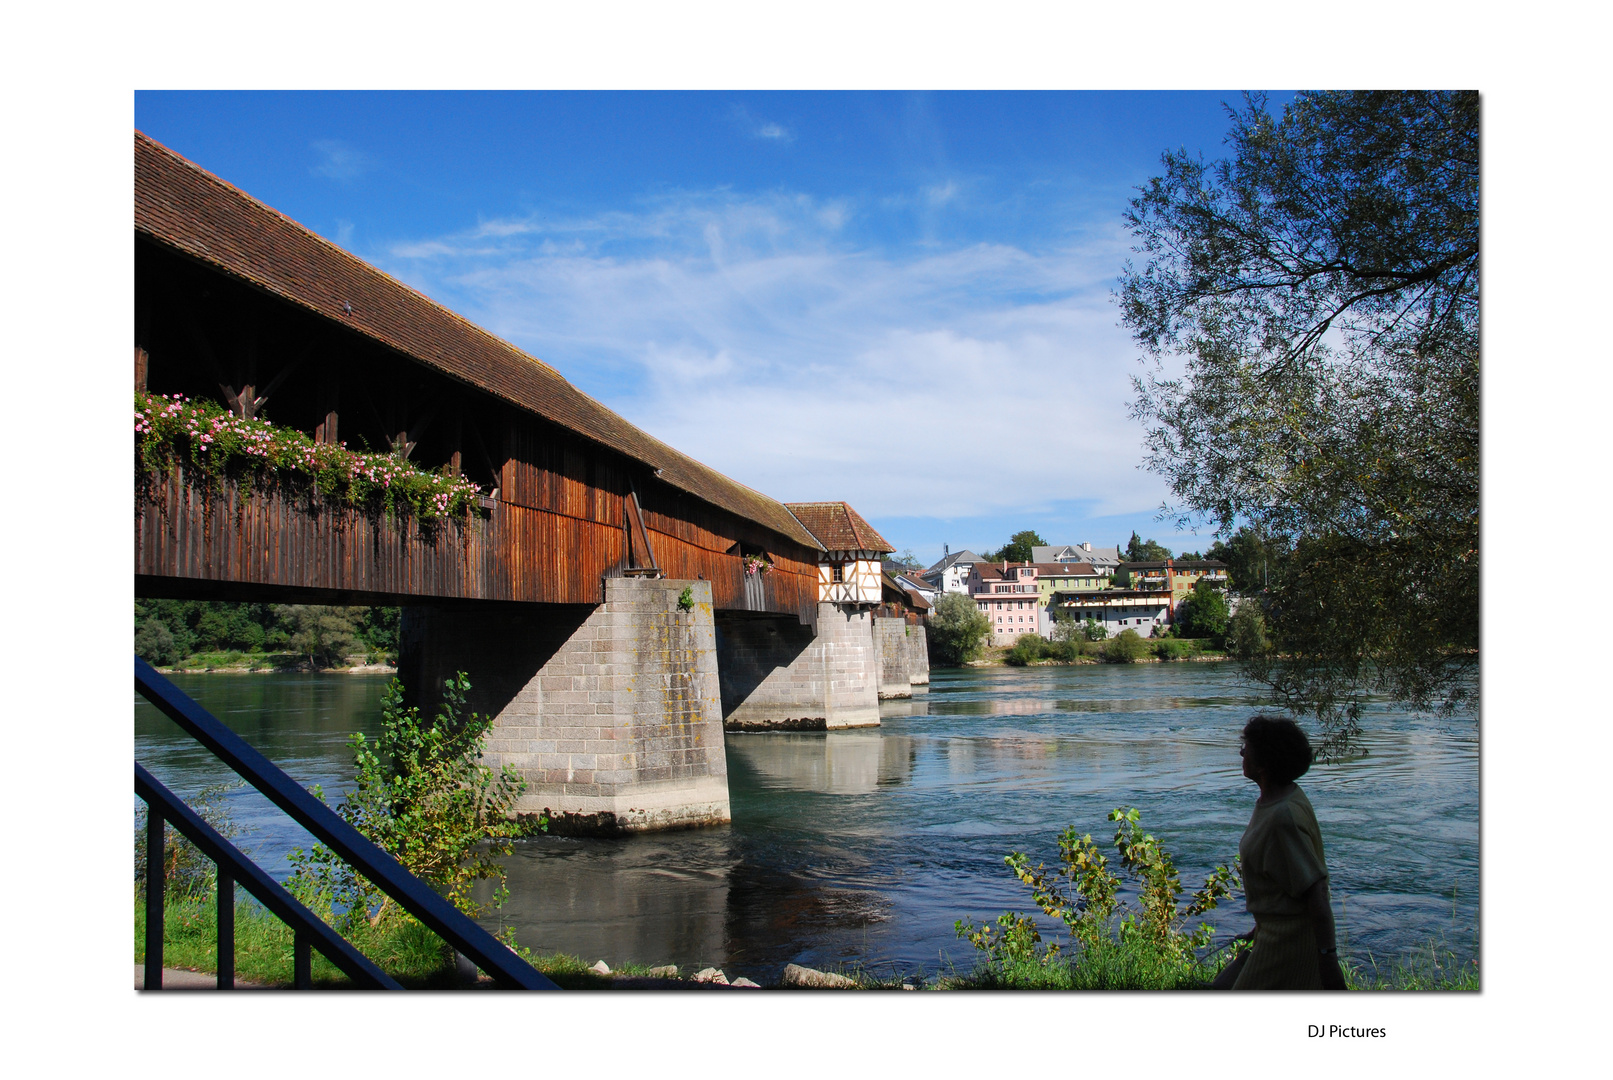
[[1033, 542, 1123, 576], [1047, 583, 1175, 638], [921, 547, 988, 598], [967, 562, 1049, 643], [1120, 558, 1231, 613]]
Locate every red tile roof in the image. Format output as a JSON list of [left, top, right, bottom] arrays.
[[133, 131, 822, 553], [782, 502, 893, 554]]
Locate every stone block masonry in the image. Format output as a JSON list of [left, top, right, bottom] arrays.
[[398, 577, 729, 834], [906, 621, 930, 687], [868, 616, 931, 699], [716, 603, 881, 730], [873, 616, 913, 699]]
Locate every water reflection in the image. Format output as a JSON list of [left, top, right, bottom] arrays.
[[726, 732, 915, 794]]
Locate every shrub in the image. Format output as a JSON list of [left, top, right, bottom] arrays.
[[1153, 638, 1197, 662], [289, 673, 540, 928], [1081, 617, 1107, 642], [1101, 629, 1148, 663], [1048, 638, 1083, 663], [1006, 633, 1052, 666], [928, 592, 993, 665], [955, 807, 1243, 980]]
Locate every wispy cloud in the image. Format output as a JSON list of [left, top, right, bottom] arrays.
[[310, 139, 370, 181], [375, 188, 1165, 526], [729, 104, 793, 144]]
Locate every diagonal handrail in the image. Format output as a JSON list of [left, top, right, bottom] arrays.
[[137, 763, 402, 989], [135, 656, 557, 990]]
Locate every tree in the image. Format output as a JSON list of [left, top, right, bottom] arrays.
[[1225, 604, 1271, 660], [1174, 580, 1231, 641], [275, 605, 361, 668], [1123, 531, 1173, 563], [928, 592, 992, 666], [1120, 91, 1478, 748], [1204, 526, 1287, 596], [998, 530, 1047, 565]]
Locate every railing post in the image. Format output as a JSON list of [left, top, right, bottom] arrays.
[[144, 805, 164, 991], [217, 872, 234, 990], [294, 933, 311, 989]]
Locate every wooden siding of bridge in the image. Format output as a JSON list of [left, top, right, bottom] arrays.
[[136, 465, 818, 619]]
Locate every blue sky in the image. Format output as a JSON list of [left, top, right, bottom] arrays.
[[135, 91, 1291, 565]]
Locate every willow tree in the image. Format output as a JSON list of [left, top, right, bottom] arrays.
[[1120, 91, 1478, 751]]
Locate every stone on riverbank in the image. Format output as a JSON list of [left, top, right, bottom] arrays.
[[693, 967, 729, 984], [647, 965, 679, 978], [591, 960, 612, 975], [780, 963, 858, 988]]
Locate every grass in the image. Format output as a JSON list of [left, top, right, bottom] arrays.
[[1344, 939, 1480, 991], [136, 893, 461, 988], [940, 936, 1478, 991], [136, 890, 697, 989]]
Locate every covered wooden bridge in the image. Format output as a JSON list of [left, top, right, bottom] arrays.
[[134, 133, 922, 834]]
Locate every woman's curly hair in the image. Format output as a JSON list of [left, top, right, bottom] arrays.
[[1241, 715, 1313, 785]]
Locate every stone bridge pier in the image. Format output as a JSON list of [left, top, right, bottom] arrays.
[[715, 605, 882, 730], [399, 576, 729, 834], [871, 616, 930, 699]]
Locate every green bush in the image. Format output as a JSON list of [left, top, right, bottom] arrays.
[[928, 592, 993, 665], [955, 807, 1242, 984], [1048, 638, 1083, 663], [1101, 629, 1148, 663], [1153, 638, 1197, 662], [1005, 634, 1053, 666], [289, 673, 541, 929]]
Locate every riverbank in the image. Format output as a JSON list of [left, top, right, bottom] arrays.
[[149, 650, 396, 675], [136, 893, 1476, 991], [961, 643, 1232, 667]]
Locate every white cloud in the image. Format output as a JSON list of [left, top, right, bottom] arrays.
[[375, 188, 1168, 525], [310, 139, 369, 181], [728, 104, 793, 144]]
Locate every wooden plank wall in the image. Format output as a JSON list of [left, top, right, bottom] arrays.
[[136, 461, 818, 619]]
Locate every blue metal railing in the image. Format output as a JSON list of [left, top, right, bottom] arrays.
[[135, 656, 557, 990]]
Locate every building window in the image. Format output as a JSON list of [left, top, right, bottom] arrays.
[[830, 563, 844, 583]]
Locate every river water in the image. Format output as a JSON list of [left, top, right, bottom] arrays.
[[135, 663, 1478, 984]]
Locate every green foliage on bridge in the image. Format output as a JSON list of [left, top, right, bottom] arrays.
[[136, 390, 482, 526]]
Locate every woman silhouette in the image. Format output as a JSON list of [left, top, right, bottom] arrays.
[[1213, 715, 1347, 990]]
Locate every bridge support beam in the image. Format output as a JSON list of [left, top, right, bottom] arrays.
[[716, 604, 881, 730], [399, 577, 729, 835]]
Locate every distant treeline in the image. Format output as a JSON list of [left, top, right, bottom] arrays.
[[135, 599, 399, 669]]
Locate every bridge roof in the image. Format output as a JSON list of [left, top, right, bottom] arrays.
[[133, 132, 822, 553], [783, 502, 893, 554]]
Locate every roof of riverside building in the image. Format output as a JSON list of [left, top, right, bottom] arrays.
[[783, 502, 894, 554]]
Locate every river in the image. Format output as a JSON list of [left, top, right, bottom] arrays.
[[135, 662, 1478, 984]]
